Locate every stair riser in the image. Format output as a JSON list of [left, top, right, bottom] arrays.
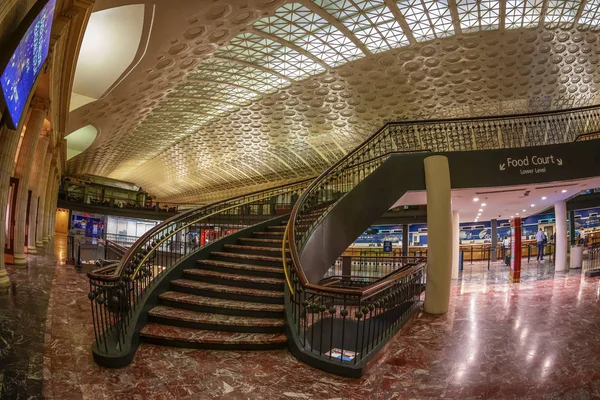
[[266, 227, 286, 232], [197, 263, 285, 279], [160, 298, 284, 319], [142, 336, 287, 351], [237, 240, 282, 249], [172, 284, 284, 305], [183, 272, 284, 292], [210, 254, 284, 268], [253, 233, 285, 239], [224, 247, 289, 257], [148, 315, 285, 334]]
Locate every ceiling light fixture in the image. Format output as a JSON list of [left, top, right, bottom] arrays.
[[473, 197, 479, 202], [510, 216, 514, 218], [542, 196, 547, 200], [478, 209, 483, 212], [516, 213, 519, 216], [481, 203, 487, 207], [530, 204, 535, 207], [523, 209, 526, 212], [562, 190, 567, 193]]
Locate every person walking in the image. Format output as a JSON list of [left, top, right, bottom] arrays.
[[536, 228, 546, 261]]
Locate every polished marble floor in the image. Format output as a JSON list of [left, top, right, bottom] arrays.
[[1, 235, 600, 399]]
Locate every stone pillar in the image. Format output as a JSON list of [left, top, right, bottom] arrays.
[[402, 224, 409, 257], [43, 172, 58, 241], [0, 124, 23, 288], [452, 211, 460, 279], [36, 148, 54, 248], [568, 210, 575, 246], [26, 133, 50, 254], [41, 166, 56, 243], [555, 200, 568, 272], [491, 218, 498, 262], [49, 176, 60, 238], [12, 98, 49, 265], [423, 156, 452, 315]]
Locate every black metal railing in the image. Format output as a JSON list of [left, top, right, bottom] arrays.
[[87, 178, 312, 357], [104, 233, 141, 248], [324, 254, 425, 281], [59, 190, 200, 213], [283, 105, 600, 374]]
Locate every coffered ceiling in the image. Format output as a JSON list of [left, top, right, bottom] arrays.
[[66, 0, 600, 203]]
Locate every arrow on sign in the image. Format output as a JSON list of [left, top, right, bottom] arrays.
[[557, 158, 563, 166], [499, 163, 506, 171]]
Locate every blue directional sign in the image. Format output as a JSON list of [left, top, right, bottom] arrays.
[[383, 241, 392, 253]]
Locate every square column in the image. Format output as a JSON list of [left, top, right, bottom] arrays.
[[555, 201, 568, 272]]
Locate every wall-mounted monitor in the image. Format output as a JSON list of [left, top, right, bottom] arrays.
[[0, 0, 56, 129]]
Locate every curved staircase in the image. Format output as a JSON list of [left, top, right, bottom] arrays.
[[139, 220, 289, 350]]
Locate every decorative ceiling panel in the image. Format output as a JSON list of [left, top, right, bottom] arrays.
[[67, 0, 600, 203]]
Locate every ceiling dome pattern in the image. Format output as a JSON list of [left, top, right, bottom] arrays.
[[67, 0, 600, 203]]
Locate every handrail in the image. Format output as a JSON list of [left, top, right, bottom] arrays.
[[88, 177, 313, 282]]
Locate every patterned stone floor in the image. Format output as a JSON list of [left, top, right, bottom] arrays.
[[2, 235, 600, 399]]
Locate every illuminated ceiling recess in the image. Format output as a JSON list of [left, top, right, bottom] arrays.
[[70, 4, 146, 111], [65, 125, 98, 160], [67, 0, 600, 203]]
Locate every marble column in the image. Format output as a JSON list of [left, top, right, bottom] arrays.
[[42, 171, 57, 242], [452, 211, 460, 279], [555, 200, 568, 272], [26, 134, 50, 254], [49, 176, 60, 238], [13, 98, 49, 265], [491, 219, 498, 262], [423, 155, 452, 315], [36, 148, 53, 248], [0, 124, 23, 288]]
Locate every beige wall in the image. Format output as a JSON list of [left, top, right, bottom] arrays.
[[55, 209, 69, 234]]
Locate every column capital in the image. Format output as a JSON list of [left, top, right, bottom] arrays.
[[30, 96, 51, 113]]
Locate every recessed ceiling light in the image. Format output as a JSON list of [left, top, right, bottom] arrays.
[[530, 204, 535, 207], [510, 216, 514, 218], [478, 209, 483, 212], [477, 213, 481, 216], [473, 197, 479, 202], [523, 209, 526, 212], [562, 190, 567, 193], [542, 196, 547, 200], [481, 203, 486, 207], [516, 213, 519, 216]]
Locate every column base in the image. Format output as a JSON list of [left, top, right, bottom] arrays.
[[28, 247, 38, 255], [36, 241, 44, 248], [0, 269, 10, 290], [12, 254, 27, 266], [42, 237, 49, 243]]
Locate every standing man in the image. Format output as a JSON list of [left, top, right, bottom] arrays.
[[536, 228, 546, 261]]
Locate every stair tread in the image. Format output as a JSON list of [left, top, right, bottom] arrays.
[[140, 324, 287, 345], [210, 251, 288, 263], [239, 238, 284, 244], [196, 259, 283, 274], [184, 268, 285, 285], [172, 279, 284, 298], [254, 232, 285, 236], [224, 244, 289, 253], [149, 306, 284, 327], [160, 291, 284, 312], [267, 225, 286, 230]]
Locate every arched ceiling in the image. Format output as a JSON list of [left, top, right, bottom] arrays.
[[66, 0, 600, 203]]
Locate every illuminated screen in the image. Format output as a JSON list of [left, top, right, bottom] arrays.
[[0, 0, 56, 128]]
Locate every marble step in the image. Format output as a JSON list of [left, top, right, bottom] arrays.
[[210, 251, 288, 268], [148, 306, 285, 333], [159, 291, 284, 318], [253, 231, 285, 237], [196, 259, 284, 279], [171, 279, 284, 304], [237, 237, 285, 249], [223, 244, 289, 257], [140, 324, 287, 350], [267, 225, 286, 231], [184, 268, 285, 291]]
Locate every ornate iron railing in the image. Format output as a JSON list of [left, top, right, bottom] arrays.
[[283, 105, 600, 374], [88, 178, 312, 356]]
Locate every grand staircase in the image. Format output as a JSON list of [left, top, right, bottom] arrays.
[[139, 221, 289, 350]]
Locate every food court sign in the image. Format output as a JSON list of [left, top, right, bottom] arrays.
[[499, 155, 563, 175]]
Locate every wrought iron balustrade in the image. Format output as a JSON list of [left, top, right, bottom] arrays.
[[87, 178, 312, 357]]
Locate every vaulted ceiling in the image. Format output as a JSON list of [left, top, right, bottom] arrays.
[[66, 0, 600, 203]]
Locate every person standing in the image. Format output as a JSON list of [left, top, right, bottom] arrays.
[[536, 228, 546, 261]]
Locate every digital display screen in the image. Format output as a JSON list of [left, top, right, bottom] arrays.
[[1, 0, 56, 128]]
